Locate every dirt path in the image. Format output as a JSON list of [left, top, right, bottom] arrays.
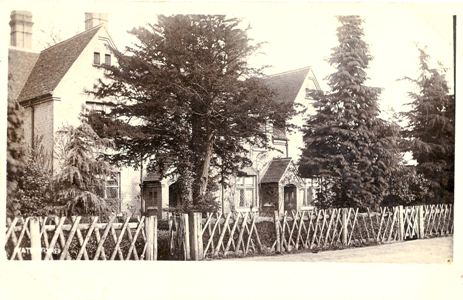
[[233, 237, 453, 263]]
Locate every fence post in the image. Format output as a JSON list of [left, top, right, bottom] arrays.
[[29, 217, 41, 261], [144, 213, 157, 260], [342, 208, 348, 246], [189, 212, 203, 260], [418, 205, 425, 239], [274, 211, 281, 253], [398, 205, 405, 241], [182, 213, 191, 260]]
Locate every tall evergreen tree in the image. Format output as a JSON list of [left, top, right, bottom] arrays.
[[6, 89, 25, 217], [402, 49, 454, 203], [54, 118, 116, 216], [299, 16, 399, 209], [89, 15, 292, 208]]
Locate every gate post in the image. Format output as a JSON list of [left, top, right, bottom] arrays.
[[274, 211, 281, 253], [418, 205, 425, 239], [182, 213, 191, 260], [342, 208, 348, 246], [189, 212, 203, 260], [398, 205, 405, 241], [29, 217, 41, 260], [144, 212, 157, 260]]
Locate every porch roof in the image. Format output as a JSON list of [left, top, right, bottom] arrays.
[[260, 158, 292, 183]]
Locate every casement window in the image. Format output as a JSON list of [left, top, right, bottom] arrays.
[[302, 187, 314, 207], [105, 174, 120, 199], [105, 54, 111, 65], [93, 52, 100, 65], [235, 176, 257, 209]]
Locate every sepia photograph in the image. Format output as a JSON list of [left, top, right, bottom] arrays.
[[1, 0, 461, 298]]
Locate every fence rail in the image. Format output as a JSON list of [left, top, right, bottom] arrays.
[[5, 215, 157, 260], [5, 204, 453, 261]]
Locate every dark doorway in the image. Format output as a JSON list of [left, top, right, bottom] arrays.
[[169, 181, 180, 208], [284, 184, 297, 211]]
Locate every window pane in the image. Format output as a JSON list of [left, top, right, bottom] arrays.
[[107, 187, 118, 199], [244, 176, 254, 185], [236, 177, 244, 185], [239, 190, 245, 207], [105, 54, 111, 65], [94, 52, 100, 64], [244, 189, 253, 207]]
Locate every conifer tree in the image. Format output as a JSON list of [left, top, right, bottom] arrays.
[[54, 118, 116, 216], [402, 49, 454, 203], [89, 15, 292, 208], [6, 94, 25, 217], [300, 16, 399, 209]]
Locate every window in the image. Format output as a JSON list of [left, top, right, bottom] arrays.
[[303, 187, 314, 206], [105, 54, 111, 65], [93, 52, 100, 65], [105, 174, 120, 199], [235, 176, 256, 209]]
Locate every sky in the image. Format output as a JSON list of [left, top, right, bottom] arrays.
[[3, 1, 455, 121]]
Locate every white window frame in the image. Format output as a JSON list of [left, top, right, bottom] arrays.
[[104, 173, 121, 200], [235, 175, 257, 211]]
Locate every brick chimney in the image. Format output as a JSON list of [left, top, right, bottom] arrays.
[[10, 10, 33, 49], [85, 12, 108, 30]]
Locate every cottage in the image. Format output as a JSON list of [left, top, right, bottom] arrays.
[[8, 10, 321, 218]]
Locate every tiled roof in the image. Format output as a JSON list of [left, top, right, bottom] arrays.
[[260, 158, 292, 183], [144, 172, 162, 182], [264, 66, 311, 104], [264, 67, 312, 141], [8, 48, 39, 101], [17, 25, 101, 102]]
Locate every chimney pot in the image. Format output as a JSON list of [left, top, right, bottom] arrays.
[[85, 12, 108, 30], [10, 10, 33, 49]]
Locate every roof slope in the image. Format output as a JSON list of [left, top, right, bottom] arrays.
[[17, 25, 101, 102], [264, 66, 311, 104], [261, 158, 292, 183], [8, 49, 39, 101]]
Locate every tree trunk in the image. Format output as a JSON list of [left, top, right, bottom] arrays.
[[192, 132, 214, 205]]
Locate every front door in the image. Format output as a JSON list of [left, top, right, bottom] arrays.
[[284, 184, 297, 211]]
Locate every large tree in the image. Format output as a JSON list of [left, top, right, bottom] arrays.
[[402, 49, 454, 203], [299, 16, 399, 209], [6, 85, 25, 217], [89, 15, 292, 208], [54, 118, 116, 216]]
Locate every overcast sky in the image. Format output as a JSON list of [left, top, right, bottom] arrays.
[[6, 1, 454, 120]]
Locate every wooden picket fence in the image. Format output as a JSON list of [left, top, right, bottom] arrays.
[[4, 204, 453, 261], [5, 215, 157, 260], [423, 204, 453, 237], [201, 211, 262, 258], [272, 204, 453, 254]]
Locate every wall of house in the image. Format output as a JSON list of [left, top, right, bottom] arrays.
[[23, 106, 32, 148], [52, 26, 141, 214], [286, 69, 319, 163], [33, 101, 54, 167]]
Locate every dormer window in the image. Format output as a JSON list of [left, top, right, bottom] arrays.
[[93, 52, 100, 65], [105, 54, 111, 65]]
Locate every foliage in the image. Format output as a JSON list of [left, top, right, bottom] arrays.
[[15, 137, 56, 216], [299, 16, 400, 209], [89, 15, 293, 208], [6, 94, 25, 217], [402, 49, 454, 204], [382, 165, 432, 206], [54, 117, 116, 216]]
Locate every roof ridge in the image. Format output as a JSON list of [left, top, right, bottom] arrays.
[[266, 66, 312, 78], [41, 25, 102, 52]]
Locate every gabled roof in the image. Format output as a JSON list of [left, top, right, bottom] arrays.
[[260, 158, 292, 183], [264, 66, 312, 105], [17, 25, 102, 102], [8, 48, 39, 101]]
